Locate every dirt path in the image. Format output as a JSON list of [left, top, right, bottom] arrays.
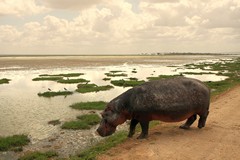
[[98, 86, 240, 160]]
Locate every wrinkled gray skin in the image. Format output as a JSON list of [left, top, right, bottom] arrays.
[[97, 77, 210, 139]]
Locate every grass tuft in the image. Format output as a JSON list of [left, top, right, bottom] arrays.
[[103, 78, 111, 81], [38, 91, 73, 97], [111, 79, 145, 87], [19, 151, 58, 160], [105, 73, 128, 77], [40, 73, 84, 77], [61, 114, 101, 130], [70, 101, 107, 110], [0, 78, 11, 84], [57, 78, 89, 84], [73, 131, 128, 160], [0, 135, 30, 151], [76, 84, 114, 93], [147, 75, 182, 81]]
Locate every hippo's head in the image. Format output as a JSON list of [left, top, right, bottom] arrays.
[[97, 102, 128, 137]]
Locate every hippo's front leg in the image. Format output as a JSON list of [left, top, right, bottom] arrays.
[[128, 119, 139, 138], [137, 121, 149, 139]]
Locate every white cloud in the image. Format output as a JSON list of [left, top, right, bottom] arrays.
[[0, 0, 48, 17], [0, 25, 22, 42], [0, 0, 239, 54], [40, 0, 104, 10]]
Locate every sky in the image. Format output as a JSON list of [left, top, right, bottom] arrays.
[[0, 0, 240, 55]]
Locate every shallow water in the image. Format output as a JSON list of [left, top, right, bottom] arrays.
[[0, 55, 232, 142]]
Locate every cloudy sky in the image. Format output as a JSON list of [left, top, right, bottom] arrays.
[[0, 0, 240, 55]]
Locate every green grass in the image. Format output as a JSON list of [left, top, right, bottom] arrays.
[[76, 84, 114, 93], [110, 79, 145, 87], [0, 78, 11, 84], [33, 73, 85, 82], [0, 135, 30, 151], [69, 101, 107, 110], [61, 114, 101, 130], [184, 58, 240, 96], [72, 121, 160, 160], [147, 74, 182, 81], [181, 72, 215, 75], [105, 73, 128, 77], [32, 77, 63, 81], [38, 91, 73, 97], [103, 78, 111, 81], [19, 151, 58, 160], [128, 77, 138, 81], [77, 114, 101, 125], [40, 73, 84, 77], [57, 78, 90, 84], [72, 131, 128, 160]]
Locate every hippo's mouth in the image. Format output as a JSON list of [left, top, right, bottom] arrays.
[[96, 125, 116, 137]]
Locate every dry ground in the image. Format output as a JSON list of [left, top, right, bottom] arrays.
[[98, 85, 240, 160]]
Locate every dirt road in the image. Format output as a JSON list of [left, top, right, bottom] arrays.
[[98, 85, 240, 160]]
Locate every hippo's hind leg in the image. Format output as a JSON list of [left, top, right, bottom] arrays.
[[179, 114, 197, 129], [137, 121, 149, 139], [198, 110, 209, 129], [128, 119, 139, 138]]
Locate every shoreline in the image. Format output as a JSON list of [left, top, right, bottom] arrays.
[[0, 53, 239, 57], [0, 54, 237, 71]]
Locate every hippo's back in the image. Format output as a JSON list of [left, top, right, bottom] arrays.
[[127, 77, 210, 114]]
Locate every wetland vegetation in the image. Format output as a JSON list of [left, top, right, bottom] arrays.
[[57, 78, 89, 84], [69, 101, 107, 110], [40, 73, 84, 77], [19, 151, 58, 160], [32, 72, 88, 84], [0, 78, 11, 84], [38, 91, 73, 97], [177, 58, 240, 96], [0, 135, 30, 152], [105, 71, 128, 77], [76, 83, 113, 93], [147, 74, 182, 81], [110, 79, 145, 87], [61, 114, 101, 130]]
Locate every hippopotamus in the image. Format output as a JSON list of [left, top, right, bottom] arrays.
[[97, 77, 210, 139]]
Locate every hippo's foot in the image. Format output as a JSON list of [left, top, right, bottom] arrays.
[[128, 119, 139, 138], [179, 114, 197, 130], [128, 131, 135, 138], [198, 111, 209, 129], [137, 121, 149, 139], [179, 124, 190, 130], [198, 123, 204, 129], [137, 133, 148, 139]]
